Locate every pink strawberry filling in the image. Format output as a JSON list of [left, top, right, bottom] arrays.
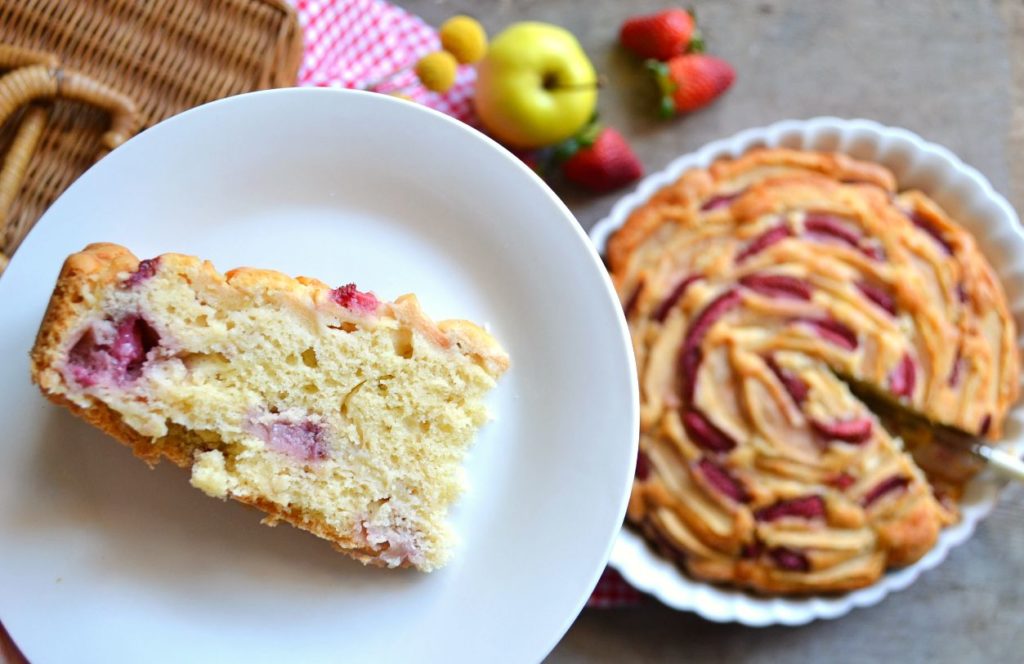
[[804, 212, 861, 247], [249, 416, 329, 462], [803, 212, 883, 259], [811, 417, 873, 444], [652, 274, 703, 322], [678, 289, 741, 404], [635, 449, 652, 480], [740, 541, 764, 559], [679, 346, 702, 407], [686, 290, 743, 348], [700, 190, 744, 211], [739, 274, 812, 300], [829, 473, 856, 491], [66, 316, 160, 387], [980, 414, 992, 436], [798, 317, 858, 350], [889, 353, 916, 398], [363, 522, 423, 568], [948, 348, 963, 387], [123, 257, 160, 287], [330, 283, 379, 314], [766, 356, 809, 404], [956, 282, 968, 304], [861, 475, 909, 507], [860, 243, 886, 261], [856, 280, 896, 315], [683, 410, 737, 452], [696, 458, 749, 502], [270, 421, 328, 461], [906, 209, 953, 254], [623, 280, 644, 317], [735, 223, 792, 263], [754, 495, 825, 522], [769, 546, 810, 572]]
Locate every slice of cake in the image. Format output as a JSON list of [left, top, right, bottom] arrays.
[[30, 243, 509, 571]]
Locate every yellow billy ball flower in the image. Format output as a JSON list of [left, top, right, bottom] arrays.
[[439, 15, 488, 64], [415, 51, 458, 92]]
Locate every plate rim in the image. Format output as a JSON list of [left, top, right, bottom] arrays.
[[589, 115, 1021, 626], [0, 88, 640, 662]]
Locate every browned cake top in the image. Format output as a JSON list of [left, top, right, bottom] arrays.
[[609, 148, 1018, 594]]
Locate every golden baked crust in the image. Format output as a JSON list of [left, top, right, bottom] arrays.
[[610, 148, 1019, 594], [33, 244, 508, 385], [31, 243, 509, 571]]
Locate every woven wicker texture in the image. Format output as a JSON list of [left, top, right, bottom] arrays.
[[0, 0, 303, 262]]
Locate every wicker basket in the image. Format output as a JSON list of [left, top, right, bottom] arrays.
[[0, 0, 303, 267]]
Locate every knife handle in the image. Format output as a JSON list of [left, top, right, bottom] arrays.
[[971, 443, 1024, 484]]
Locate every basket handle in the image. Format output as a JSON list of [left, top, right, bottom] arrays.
[[0, 44, 59, 69], [0, 65, 138, 150], [0, 105, 47, 251], [0, 63, 140, 272]]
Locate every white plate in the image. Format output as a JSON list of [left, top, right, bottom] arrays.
[[0, 89, 639, 662], [590, 117, 1024, 626]]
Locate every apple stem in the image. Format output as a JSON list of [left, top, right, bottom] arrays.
[[549, 75, 606, 92]]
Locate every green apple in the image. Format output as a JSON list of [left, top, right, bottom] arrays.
[[474, 22, 598, 149]]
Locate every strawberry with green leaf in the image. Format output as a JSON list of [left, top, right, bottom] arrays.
[[620, 8, 704, 61], [648, 54, 735, 117], [559, 122, 643, 192]]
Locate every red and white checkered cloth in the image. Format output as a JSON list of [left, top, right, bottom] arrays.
[[294, 0, 476, 122], [587, 568, 644, 608], [291, 0, 640, 607]]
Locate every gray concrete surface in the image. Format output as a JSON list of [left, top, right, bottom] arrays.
[[401, 1, 1024, 661]]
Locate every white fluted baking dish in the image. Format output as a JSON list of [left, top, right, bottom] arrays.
[[590, 117, 1024, 626]]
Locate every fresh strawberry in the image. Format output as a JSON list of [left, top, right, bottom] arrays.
[[620, 8, 702, 61], [648, 54, 735, 116], [514, 147, 556, 176], [514, 149, 542, 173], [561, 125, 643, 192]]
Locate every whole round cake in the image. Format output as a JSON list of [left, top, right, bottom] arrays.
[[608, 148, 1019, 594]]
